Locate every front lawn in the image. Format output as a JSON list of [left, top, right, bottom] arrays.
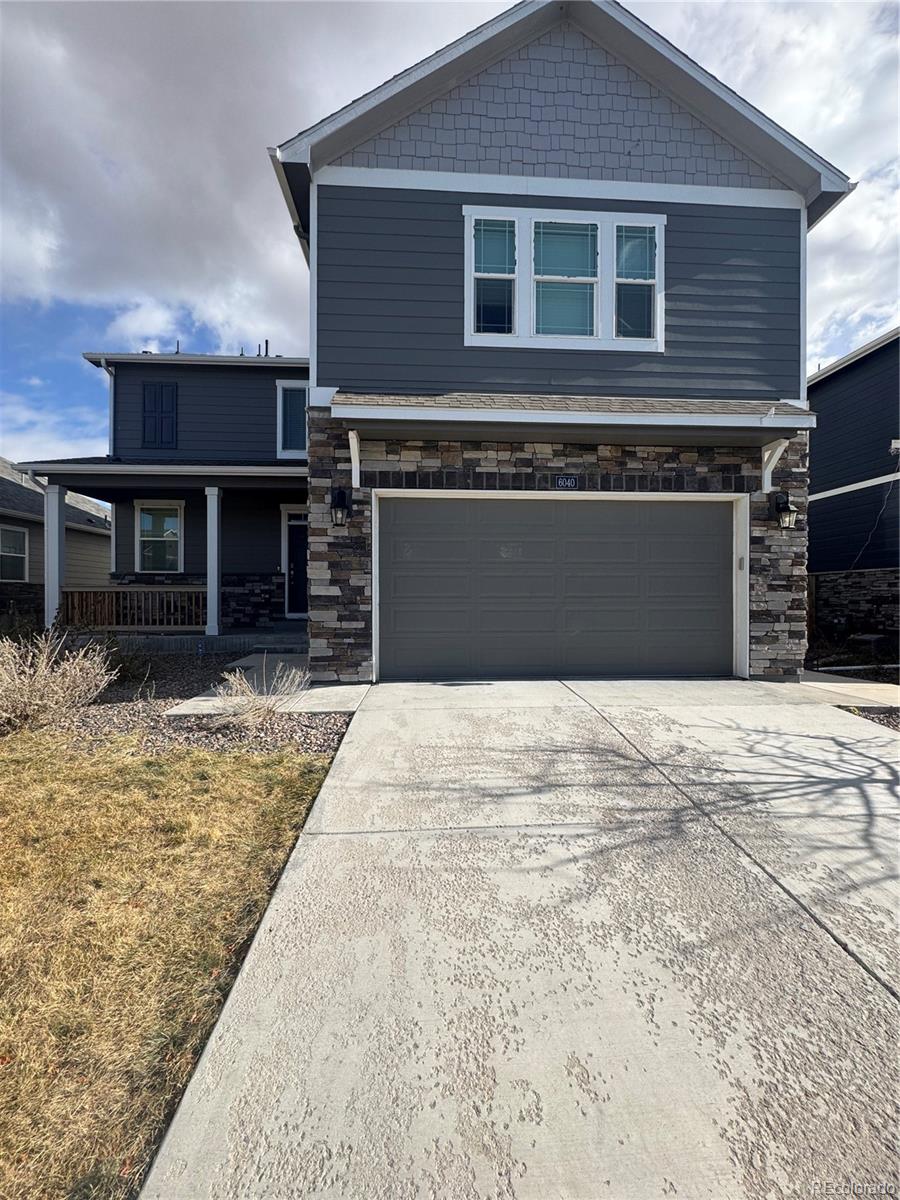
[[0, 730, 331, 1200]]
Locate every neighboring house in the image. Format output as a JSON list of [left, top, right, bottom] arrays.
[[807, 327, 899, 646], [20, 0, 853, 680], [0, 457, 111, 624]]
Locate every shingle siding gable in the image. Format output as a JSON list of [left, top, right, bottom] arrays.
[[333, 23, 784, 189]]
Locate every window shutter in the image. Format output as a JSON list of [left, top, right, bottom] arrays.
[[159, 383, 177, 448], [142, 383, 160, 446]]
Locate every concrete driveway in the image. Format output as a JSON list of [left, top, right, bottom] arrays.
[[144, 679, 899, 1200]]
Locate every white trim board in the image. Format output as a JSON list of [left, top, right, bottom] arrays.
[[314, 166, 805, 212], [332, 403, 815, 430], [808, 474, 900, 503], [18, 463, 310, 476], [370, 488, 750, 683]]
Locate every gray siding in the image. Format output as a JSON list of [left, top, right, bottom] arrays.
[[336, 23, 782, 190], [113, 492, 303, 575], [317, 186, 801, 400], [112, 364, 308, 462], [0, 517, 110, 587]]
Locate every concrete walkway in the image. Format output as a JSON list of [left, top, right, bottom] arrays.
[[144, 679, 899, 1200]]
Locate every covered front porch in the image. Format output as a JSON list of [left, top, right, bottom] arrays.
[[33, 465, 308, 638]]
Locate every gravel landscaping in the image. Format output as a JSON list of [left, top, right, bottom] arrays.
[[839, 706, 900, 732], [71, 651, 351, 755]]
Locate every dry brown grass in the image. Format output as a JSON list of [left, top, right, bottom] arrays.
[[0, 730, 330, 1200], [212, 655, 310, 727]]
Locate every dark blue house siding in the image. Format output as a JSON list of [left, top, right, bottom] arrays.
[[112, 364, 308, 462], [316, 185, 801, 400], [808, 483, 899, 574], [808, 338, 899, 493]]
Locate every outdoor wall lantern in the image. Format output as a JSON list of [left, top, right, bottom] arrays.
[[330, 487, 352, 527], [768, 490, 799, 529]]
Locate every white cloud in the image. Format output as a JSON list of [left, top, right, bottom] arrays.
[[0, 390, 108, 463], [22, 376, 46, 388], [0, 1, 896, 370]]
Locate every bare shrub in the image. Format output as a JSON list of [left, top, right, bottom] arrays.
[[0, 630, 118, 733], [211, 655, 310, 727]]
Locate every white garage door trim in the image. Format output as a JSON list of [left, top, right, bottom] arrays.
[[371, 489, 751, 682]]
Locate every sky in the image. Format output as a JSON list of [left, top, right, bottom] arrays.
[[0, 0, 897, 463]]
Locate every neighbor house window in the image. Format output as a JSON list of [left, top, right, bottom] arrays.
[[0, 525, 28, 581], [276, 381, 308, 459], [464, 206, 664, 352], [134, 502, 183, 572]]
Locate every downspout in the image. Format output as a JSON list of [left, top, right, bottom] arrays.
[[348, 429, 360, 488], [100, 356, 116, 457]]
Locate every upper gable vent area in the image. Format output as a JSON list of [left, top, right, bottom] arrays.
[[332, 23, 782, 190]]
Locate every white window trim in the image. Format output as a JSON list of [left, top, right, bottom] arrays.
[[0, 523, 29, 583], [280, 504, 308, 618], [133, 500, 185, 574], [276, 380, 309, 460], [463, 206, 666, 353]]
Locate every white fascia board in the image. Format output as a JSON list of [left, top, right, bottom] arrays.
[[808, 326, 900, 386], [17, 463, 310, 476], [314, 165, 803, 211], [82, 353, 310, 368], [331, 403, 816, 429], [809, 473, 900, 502], [0, 505, 111, 535]]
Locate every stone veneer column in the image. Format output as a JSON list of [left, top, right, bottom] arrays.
[[307, 410, 373, 682]]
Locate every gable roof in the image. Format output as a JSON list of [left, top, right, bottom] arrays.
[[808, 327, 899, 387], [0, 458, 111, 531], [272, 0, 850, 231]]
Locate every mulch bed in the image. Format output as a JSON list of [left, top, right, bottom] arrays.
[[70, 652, 352, 755], [839, 707, 900, 732]]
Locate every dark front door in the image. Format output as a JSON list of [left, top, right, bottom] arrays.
[[287, 519, 308, 615]]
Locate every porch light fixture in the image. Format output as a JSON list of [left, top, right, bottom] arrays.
[[330, 487, 351, 527], [769, 490, 799, 530]]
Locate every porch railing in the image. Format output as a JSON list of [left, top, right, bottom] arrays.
[[61, 587, 207, 631]]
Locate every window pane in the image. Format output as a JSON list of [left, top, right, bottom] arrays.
[[535, 282, 594, 336], [0, 528, 26, 555], [282, 388, 307, 451], [139, 507, 180, 537], [474, 219, 515, 275], [140, 539, 179, 572], [616, 283, 655, 338], [0, 553, 26, 581], [475, 277, 514, 334], [534, 222, 596, 278], [617, 226, 656, 280]]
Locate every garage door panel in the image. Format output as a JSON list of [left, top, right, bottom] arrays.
[[378, 498, 734, 680]]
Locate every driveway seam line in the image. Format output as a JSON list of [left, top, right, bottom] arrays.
[[560, 681, 900, 1005]]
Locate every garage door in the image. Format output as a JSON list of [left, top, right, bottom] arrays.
[[377, 497, 734, 681]]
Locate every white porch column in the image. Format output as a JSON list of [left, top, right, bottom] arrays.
[[43, 483, 66, 627], [205, 486, 221, 636]]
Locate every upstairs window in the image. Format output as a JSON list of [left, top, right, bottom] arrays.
[[0, 526, 28, 582], [276, 381, 308, 459], [464, 206, 665, 352], [473, 219, 516, 334], [142, 382, 177, 449], [135, 502, 183, 573]]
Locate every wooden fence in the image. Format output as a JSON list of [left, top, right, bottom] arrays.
[[61, 587, 207, 631]]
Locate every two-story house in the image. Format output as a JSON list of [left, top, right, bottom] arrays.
[[21, 0, 851, 680], [807, 327, 899, 648]]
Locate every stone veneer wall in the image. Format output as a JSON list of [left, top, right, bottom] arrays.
[[811, 568, 900, 640], [307, 410, 808, 682], [0, 582, 43, 626], [111, 572, 286, 629]]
